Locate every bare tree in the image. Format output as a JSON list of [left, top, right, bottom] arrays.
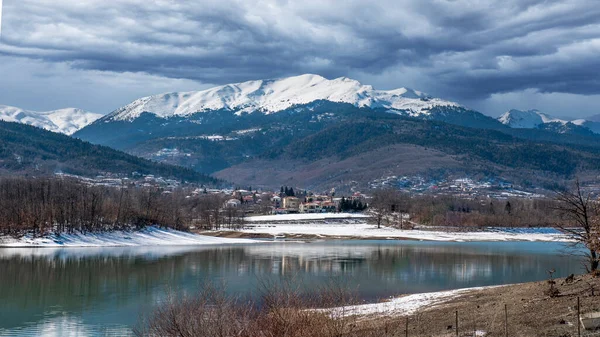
[[369, 189, 407, 229], [554, 180, 599, 272]]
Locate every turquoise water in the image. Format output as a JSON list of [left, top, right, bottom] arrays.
[[0, 240, 585, 336]]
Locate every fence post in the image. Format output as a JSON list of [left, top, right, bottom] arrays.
[[505, 304, 508, 337], [577, 297, 581, 337], [474, 313, 476, 337], [456, 310, 459, 337], [405, 316, 408, 337]]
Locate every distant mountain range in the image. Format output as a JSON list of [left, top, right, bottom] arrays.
[[0, 105, 102, 135], [74, 74, 506, 149], [498, 109, 600, 135], [66, 74, 600, 191], [100, 74, 460, 121], [2, 74, 599, 190]]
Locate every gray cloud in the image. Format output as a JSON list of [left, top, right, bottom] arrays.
[[0, 0, 599, 117]]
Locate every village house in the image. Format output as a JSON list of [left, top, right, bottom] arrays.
[[282, 196, 300, 213], [299, 202, 321, 213], [299, 200, 337, 213], [271, 195, 282, 208], [233, 189, 253, 198], [224, 199, 242, 208]]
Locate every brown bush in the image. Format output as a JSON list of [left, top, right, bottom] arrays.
[[134, 279, 393, 337]]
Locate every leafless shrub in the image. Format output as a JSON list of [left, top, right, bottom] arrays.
[[134, 283, 255, 337], [544, 269, 561, 298], [135, 278, 373, 337]]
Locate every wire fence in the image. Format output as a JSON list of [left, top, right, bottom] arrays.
[[390, 296, 600, 337]]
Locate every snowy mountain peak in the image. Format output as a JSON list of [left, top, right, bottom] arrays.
[[105, 74, 460, 121], [498, 109, 568, 129], [0, 105, 102, 135]]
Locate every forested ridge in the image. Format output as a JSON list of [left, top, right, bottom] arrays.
[[81, 103, 600, 183], [0, 120, 218, 183]]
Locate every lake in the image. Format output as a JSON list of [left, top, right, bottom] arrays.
[[0, 240, 585, 336]]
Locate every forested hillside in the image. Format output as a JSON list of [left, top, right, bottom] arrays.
[[0, 121, 218, 184], [76, 102, 600, 190]]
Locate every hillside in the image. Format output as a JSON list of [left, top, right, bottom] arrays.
[[81, 102, 600, 191], [213, 109, 600, 190], [0, 121, 218, 184]]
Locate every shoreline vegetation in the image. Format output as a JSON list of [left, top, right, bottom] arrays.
[[0, 176, 583, 238], [135, 273, 600, 337], [0, 175, 578, 247]]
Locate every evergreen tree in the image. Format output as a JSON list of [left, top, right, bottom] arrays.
[[505, 201, 512, 214]]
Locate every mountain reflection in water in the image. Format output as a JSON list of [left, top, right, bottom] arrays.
[[0, 240, 584, 336]]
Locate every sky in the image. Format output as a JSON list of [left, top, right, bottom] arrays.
[[0, 0, 599, 118]]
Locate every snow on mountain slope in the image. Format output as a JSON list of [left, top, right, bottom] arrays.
[[106, 74, 461, 121], [0, 105, 102, 135], [42, 108, 104, 135], [498, 109, 568, 129], [498, 109, 600, 135]]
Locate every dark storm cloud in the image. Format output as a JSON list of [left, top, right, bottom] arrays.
[[1, 0, 600, 101]]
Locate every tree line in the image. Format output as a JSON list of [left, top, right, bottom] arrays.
[[0, 177, 245, 237], [369, 189, 566, 228], [369, 185, 600, 272]]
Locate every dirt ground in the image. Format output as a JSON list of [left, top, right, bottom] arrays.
[[360, 274, 600, 337]]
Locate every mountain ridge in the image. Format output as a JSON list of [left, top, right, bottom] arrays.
[[498, 108, 600, 135], [98, 74, 461, 122], [0, 105, 102, 135]]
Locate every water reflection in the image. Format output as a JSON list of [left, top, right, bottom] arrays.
[[0, 241, 585, 336]]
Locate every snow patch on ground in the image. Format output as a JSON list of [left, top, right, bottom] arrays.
[[246, 213, 370, 222], [0, 226, 257, 247], [324, 286, 499, 317], [240, 223, 573, 242]]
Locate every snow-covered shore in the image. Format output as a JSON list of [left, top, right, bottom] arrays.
[[324, 286, 500, 317], [0, 226, 258, 248], [240, 223, 574, 242], [246, 213, 370, 222]]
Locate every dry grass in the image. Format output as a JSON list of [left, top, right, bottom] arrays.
[[136, 274, 600, 337], [135, 278, 374, 337]]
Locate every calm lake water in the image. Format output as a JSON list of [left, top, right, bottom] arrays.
[[0, 240, 585, 336]]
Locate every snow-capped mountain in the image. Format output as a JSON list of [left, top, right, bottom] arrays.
[[104, 74, 460, 121], [498, 109, 600, 135], [0, 105, 102, 135], [498, 109, 569, 129], [76, 74, 506, 150]]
